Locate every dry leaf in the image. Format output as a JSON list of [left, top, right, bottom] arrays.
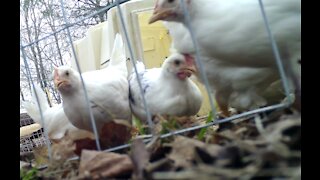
[[38, 159, 80, 179], [264, 115, 301, 144], [99, 120, 132, 149], [51, 137, 76, 162], [78, 150, 133, 179], [33, 145, 49, 166], [51, 129, 97, 159], [130, 139, 150, 180], [165, 136, 222, 168], [73, 138, 98, 156]]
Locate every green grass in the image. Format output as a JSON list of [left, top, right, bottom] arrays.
[[133, 116, 146, 135], [197, 111, 214, 141], [20, 167, 38, 180], [160, 116, 181, 134]]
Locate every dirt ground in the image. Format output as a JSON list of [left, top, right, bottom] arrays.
[[20, 108, 301, 180]]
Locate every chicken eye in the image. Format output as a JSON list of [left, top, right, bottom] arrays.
[[168, 0, 174, 3], [174, 60, 181, 66], [65, 71, 69, 76]]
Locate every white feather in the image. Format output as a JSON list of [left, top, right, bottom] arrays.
[[129, 53, 203, 122], [22, 84, 80, 140], [154, 0, 300, 112], [55, 33, 132, 134]]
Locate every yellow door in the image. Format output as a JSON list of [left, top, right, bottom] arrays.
[[136, 11, 212, 116]]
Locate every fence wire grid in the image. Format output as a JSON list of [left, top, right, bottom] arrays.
[[20, 0, 296, 164]]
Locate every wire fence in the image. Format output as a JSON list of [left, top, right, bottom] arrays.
[[20, 0, 295, 165]]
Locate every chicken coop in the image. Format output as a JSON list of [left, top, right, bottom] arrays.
[[20, 109, 48, 155], [20, 0, 300, 178]]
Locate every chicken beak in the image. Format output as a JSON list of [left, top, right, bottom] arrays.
[[149, 8, 173, 24], [53, 69, 65, 89], [180, 65, 197, 77], [54, 79, 65, 89]]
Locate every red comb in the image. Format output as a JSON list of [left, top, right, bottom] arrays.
[[183, 54, 194, 66], [53, 68, 59, 80]]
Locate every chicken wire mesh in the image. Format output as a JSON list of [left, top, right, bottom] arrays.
[[20, 0, 298, 165], [20, 112, 49, 154], [20, 132, 48, 154], [20, 112, 34, 127]]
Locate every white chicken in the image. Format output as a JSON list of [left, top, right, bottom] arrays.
[[150, 0, 301, 116], [129, 53, 203, 122], [201, 56, 284, 114], [22, 83, 83, 140], [149, 0, 301, 68], [53, 34, 132, 135]]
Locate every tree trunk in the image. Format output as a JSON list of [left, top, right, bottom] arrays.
[[53, 33, 64, 66], [20, 87, 25, 101], [24, 13, 42, 86], [49, 84, 61, 104]]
